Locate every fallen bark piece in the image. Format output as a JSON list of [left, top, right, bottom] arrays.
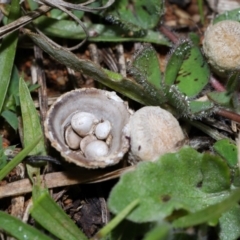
[[0, 167, 135, 199]]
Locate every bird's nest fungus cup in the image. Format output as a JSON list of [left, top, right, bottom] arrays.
[[44, 88, 132, 168]]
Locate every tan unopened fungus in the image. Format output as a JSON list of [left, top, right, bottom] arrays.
[[206, 0, 240, 13], [203, 20, 240, 75], [129, 106, 185, 162]]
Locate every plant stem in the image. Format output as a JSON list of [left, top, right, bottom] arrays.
[[197, 0, 204, 25], [159, 25, 178, 44], [210, 75, 226, 92], [216, 108, 240, 123], [92, 199, 140, 240]]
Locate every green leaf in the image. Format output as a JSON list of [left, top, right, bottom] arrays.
[[224, 73, 240, 113], [26, 0, 38, 10], [35, 17, 170, 45], [0, 0, 20, 113], [19, 77, 46, 156], [165, 41, 191, 86], [47, 7, 84, 20], [0, 137, 7, 170], [108, 147, 231, 223], [1, 66, 20, 121], [50, 9, 68, 19], [201, 153, 231, 193], [0, 140, 16, 171], [219, 205, 240, 240], [130, 44, 163, 90], [3, 65, 20, 111], [31, 186, 88, 240], [0, 136, 41, 181], [164, 40, 212, 118], [172, 188, 240, 228], [128, 44, 166, 102], [232, 170, 240, 189], [188, 32, 200, 45], [19, 77, 46, 180], [165, 40, 209, 97], [27, 83, 40, 92], [0, 154, 7, 170], [207, 91, 232, 107], [226, 72, 240, 94], [175, 46, 209, 97], [213, 8, 240, 24], [188, 100, 215, 118], [104, 0, 164, 32], [213, 139, 238, 167], [1, 110, 18, 130], [0, 210, 52, 240]]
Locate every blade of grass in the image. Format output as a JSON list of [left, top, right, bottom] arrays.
[[19, 77, 46, 180], [0, 0, 20, 113], [1, 110, 18, 130], [30, 186, 88, 240], [92, 199, 139, 240], [27, 0, 39, 10], [143, 222, 171, 240], [197, 0, 204, 24], [25, 29, 165, 106], [0, 210, 52, 240], [186, 120, 229, 141], [19, 77, 46, 155], [173, 188, 240, 228], [0, 136, 41, 181]]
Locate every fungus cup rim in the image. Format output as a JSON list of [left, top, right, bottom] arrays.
[[44, 88, 132, 169]]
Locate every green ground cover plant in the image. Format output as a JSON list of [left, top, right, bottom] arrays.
[[1, 0, 240, 239]]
